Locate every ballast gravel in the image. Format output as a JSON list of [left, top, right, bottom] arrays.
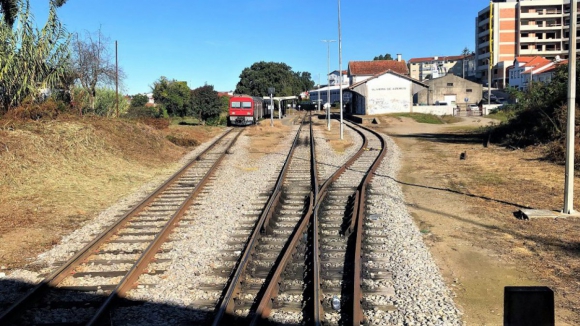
[[0, 120, 463, 325]]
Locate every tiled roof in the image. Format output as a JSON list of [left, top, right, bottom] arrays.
[[349, 69, 427, 89], [349, 60, 409, 76], [514, 56, 537, 63]]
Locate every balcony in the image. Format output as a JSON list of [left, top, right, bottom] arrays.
[[478, 29, 490, 38], [520, 37, 562, 43]]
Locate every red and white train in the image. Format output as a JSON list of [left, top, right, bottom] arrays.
[[228, 95, 267, 126]]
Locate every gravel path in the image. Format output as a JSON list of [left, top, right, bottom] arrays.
[[1, 120, 463, 325]]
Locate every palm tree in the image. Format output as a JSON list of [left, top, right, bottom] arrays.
[[1, 0, 67, 27], [0, 0, 70, 111]]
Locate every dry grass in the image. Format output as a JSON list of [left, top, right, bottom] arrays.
[[246, 120, 292, 159], [0, 116, 222, 269], [380, 121, 580, 324], [311, 118, 354, 153]]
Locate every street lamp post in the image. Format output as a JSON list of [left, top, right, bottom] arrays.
[[268, 87, 275, 127], [322, 39, 336, 131], [338, 0, 344, 140]]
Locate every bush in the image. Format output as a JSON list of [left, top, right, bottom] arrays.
[[7, 99, 62, 120], [125, 106, 159, 119], [205, 115, 227, 126]]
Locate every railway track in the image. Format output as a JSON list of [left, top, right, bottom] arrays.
[[209, 117, 388, 325], [0, 128, 244, 325]]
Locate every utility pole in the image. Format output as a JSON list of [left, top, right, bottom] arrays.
[[563, 0, 577, 214], [322, 40, 336, 131], [338, 0, 344, 140], [115, 40, 119, 118]]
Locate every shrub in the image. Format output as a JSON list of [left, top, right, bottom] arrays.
[[124, 106, 158, 119], [205, 115, 227, 126], [7, 99, 61, 120]]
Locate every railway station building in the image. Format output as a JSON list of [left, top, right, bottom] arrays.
[[348, 69, 427, 115]]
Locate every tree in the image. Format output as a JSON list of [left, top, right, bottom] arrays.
[[151, 76, 191, 117], [235, 61, 314, 97], [218, 94, 230, 113], [70, 28, 123, 113], [373, 53, 393, 61], [191, 84, 220, 122], [1, 0, 68, 27], [0, 0, 70, 111], [131, 93, 149, 107]]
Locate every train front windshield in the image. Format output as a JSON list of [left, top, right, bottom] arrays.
[[230, 101, 252, 109]]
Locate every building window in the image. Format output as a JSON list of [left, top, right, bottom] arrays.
[[466, 89, 473, 92], [522, 33, 529, 38], [494, 69, 498, 74], [522, 45, 529, 50], [447, 83, 453, 86]]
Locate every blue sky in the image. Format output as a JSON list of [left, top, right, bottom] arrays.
[[30, 0, 491, 95]]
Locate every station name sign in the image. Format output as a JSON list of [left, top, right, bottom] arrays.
[[372, 87, 407, 91]]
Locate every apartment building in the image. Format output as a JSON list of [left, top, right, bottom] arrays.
[[408, 55, 476, 81], [475, 0, 580, 88]]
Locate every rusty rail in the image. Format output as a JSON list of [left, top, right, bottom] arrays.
[[211, 112, 308, 326], [347, 122, 387, 326], [249, 118, 370, 325], [0, 128, 237, 324], [87, 128, 244, 325]]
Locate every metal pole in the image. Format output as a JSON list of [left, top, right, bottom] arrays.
[[270, 94, 274, 127], [322, 40, 335, 131], [338, 0, 343, 140], [115, 40, 119, 118], [318, 74, 321, 111], [564, 0, 577, 214]]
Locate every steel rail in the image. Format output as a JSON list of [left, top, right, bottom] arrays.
[[0, 128, 235, 324], [211, 113, 308, 325], [309, 113, 324, 325], [250, 194, 315, 325], [249, 113, 317, 325], [347, 122, 387, 326], [249, 117, 370, 324], [87, 128, 245, 325]]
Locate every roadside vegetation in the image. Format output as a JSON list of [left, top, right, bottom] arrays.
[[488, 62, 580, 165]]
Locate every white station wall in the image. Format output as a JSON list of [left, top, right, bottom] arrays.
[[364, 74, 412, 115]]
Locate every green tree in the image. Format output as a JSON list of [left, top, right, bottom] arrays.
[[131, 93, 149, 107], [219, 94, 230, 113], [0, 0, 70, 111], [1, 0, 67, 28], [373, 53, 392, 61], [191, 84, 221, 122], [491, 62, 580, 149], [235, 61, 314, 97], [70, 29, 123, 113], [152, 76, 191, 117]]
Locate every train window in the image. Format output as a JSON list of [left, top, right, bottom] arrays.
[[242, 102, 252, 108], [231, 101, 241, 108]]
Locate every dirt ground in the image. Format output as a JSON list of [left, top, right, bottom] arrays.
[[0, 118, 223, 271], [2, 114, 580, 325], [370, 116, 580, 325]]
